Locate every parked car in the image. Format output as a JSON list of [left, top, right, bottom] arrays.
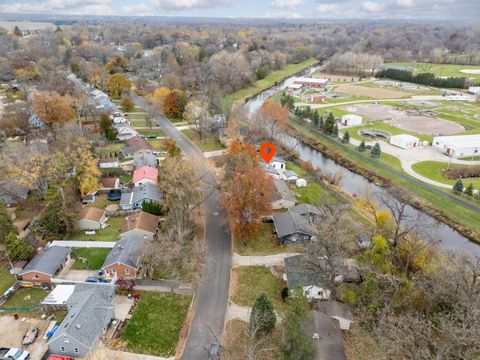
[[85, 277, 100, 283], [146, 135, 156, 139], [107, 189, 122, 201], [0, 347, 30, 360], [22, 328, 38, 345]]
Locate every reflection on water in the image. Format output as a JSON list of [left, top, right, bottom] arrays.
[[244, 66, 479, 255]]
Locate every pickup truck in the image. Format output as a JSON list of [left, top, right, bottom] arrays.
[[0, 348, 31, 360]]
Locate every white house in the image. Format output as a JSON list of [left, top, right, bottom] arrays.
[[98, 157, 119, 169], [389, 134, 420, 149], [115, 123, 137, 140], [341, 114, 363, 127], [432, 134, 480, 158], [269, 157, 286, 171]]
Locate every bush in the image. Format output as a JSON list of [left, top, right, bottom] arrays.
[[443, 165, 480, 180], [121, 97, 135, 112], [256, 66, 269, 80]]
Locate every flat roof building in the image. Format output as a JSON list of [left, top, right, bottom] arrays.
[[432, 134, 480, 158]]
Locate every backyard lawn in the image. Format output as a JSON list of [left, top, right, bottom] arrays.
[[412, 161, 480, 189], [121, 292, 192, 357], [0, 266, 15, 295], [233, 223, 300, 256], [231, 266, 286, 312], [68, 216, 124, 241], [72, 248, 111, 270], [137, 128, 165, 137], [181, 129, 225, 152], [2, 288, 47, 309], [147, 139, 163, 151]]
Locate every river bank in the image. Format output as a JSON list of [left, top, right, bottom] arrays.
[[285, 119, 480, 244]]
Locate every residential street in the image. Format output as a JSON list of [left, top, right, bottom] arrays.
[[131, 95, 232, 360]]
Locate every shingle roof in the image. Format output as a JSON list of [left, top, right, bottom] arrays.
[[284, 254, 328, 289], [127, 136, 151, 152], [120, 211, 160, 235], [270, 179, 296, 204], [0, 179, 29, 205], [133, 152, 157, 169], [121, 183, 163, 207], [99, 177, 118, 189], [289, 204, 323, 217], [102, 235, 146, 269], [50, 284, 114, 349], [273, 207, 314, 238], [133, 166, 158, 184], [20, 246, 71, 276], [77, 206, 105, 222]]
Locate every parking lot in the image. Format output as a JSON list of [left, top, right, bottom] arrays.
[[0, 316, 49, 360]]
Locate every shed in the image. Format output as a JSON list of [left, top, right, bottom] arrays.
[[77, 206, 107, 231], [389, 134, 420, 149], [341, 114, 363, 127]]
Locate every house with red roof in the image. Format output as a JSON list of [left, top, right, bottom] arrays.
[[133, 166, 158, 186]]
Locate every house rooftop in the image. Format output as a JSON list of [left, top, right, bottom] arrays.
[[134, 151, 157, 169], [284, 254, 328, 290], [77, 206, 105, 222], [20, 246, 71, 276], [120, 211, 160, 235], [99, 177, 118, 189], [133, 166, 158, 184], [102, 235, 146, 269], [127, 136, 152, 152], [273, 207, 315, 239], [99, 157, 118, 163], [270, 179, 296, 204]]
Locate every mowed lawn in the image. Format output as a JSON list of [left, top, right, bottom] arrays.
[[231, 266, 286, 312], [412, 161, 480, 189], [181, 129, 225, 152], [0, 266, 16, 294], [221, 58, 318, 110], [2, 288, 47, 309], [68, 216, 124, 241], [121, 292, 192, 357], [385, 62, 480, 81], [72, 248, 111, 270]]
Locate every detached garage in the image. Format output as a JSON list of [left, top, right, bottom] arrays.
[[341, 114, 363, 127], [390, 134, 420, 149]]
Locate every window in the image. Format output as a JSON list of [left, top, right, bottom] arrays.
[[106, 270, 110, 275], [74, 348, 79, 354], [33, 274, 39, 280], [61, 347, 66, 353], [125, 268, 130, 274]]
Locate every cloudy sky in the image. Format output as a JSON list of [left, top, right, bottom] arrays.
[[0, 0, 478, 21]]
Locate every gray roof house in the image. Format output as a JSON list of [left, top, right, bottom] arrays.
[[0, 179, 30, 206], [273, 204, 321, 243], [303, 311, 347, 360], [120, 146, 134, 159], [101, 235, 147, 279], [19, 246, 71, 282], [284, 254, 331, 301], [133, 151, 157, 169], [48, 283, 115, 358], [120, 183, 163, 210], [270, 179, 296, 210]]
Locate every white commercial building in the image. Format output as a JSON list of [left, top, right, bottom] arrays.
[[432, 134, 480, 158], [390, 134, 420, 149], [341, 114, 363, 127], [468, 86, 480, 95], [293, 77, 329, 89]]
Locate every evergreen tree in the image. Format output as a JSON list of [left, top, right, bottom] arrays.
[[453, 179, 464, 194], [323, 112, 335, 134], [142, 201, 164, 216], [0, 202, 17, 244], [5, 232, 32, 261], [371, 142, 381, 157], [342, 131, 350, 143], [100, 113, 116, 140], [358, 140, 366, 152], [318, 115, 324, 130], [464, 183, 474, 196], [279, 292, 316, 360], [250, 293, 276, 336], [312, 111, 319, 127], [37, 191, 75, 239], [13, 26, 22, 37], [333, 124, 339, 137]]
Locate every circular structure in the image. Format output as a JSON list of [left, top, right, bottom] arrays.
[[358, 129, 390, 139]]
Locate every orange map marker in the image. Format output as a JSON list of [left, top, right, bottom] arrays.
[[260, 143, 276, 163]]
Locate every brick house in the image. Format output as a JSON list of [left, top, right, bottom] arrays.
[[102, 235, 147, 280], [19, 246, 71, 283]]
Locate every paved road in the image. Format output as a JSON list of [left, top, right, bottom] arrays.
[[132, 95, 231, 359]]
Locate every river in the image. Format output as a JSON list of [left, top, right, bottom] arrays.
[[244, 66, 480, 255]]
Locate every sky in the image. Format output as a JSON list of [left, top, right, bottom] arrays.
[[0, 0, 479, 21]]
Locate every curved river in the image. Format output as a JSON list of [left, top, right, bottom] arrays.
[[244, 66, 480, 255]]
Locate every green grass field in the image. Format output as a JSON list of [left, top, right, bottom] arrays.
[[2, 288, 47, 308], [221, 58, 318, 110], [72, 248, 111, 270], [232, 266, 286, 312], [385, 62, 480, 81], [0, 267, 15, 295], [68, 216, 123, 241], [121, 292, 191, 357], [412, 161, 480, 189], [137, 129, 165, 137], [181, 129, 225, 152]]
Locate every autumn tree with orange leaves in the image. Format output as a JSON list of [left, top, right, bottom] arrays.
[[221, 140, 273, 241], [31, 91, 75, 130]]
